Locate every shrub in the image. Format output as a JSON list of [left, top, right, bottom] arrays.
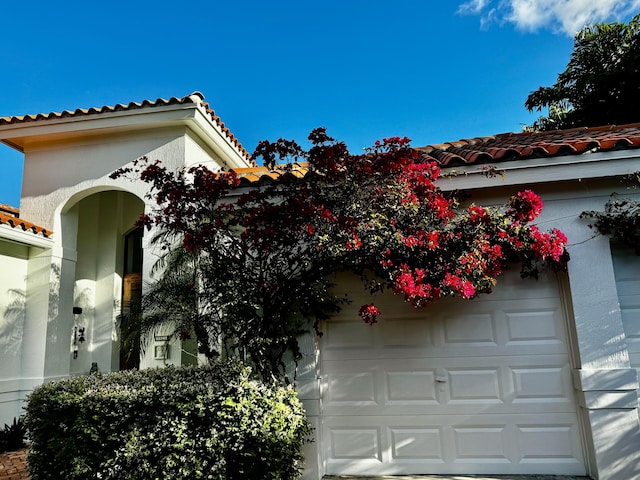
[[0, 416, 27, 453], [24, 363, 310, 479]]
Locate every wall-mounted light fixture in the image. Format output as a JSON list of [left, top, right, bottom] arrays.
[[72, 307, 85, 359], [154, 344, 170, 360]]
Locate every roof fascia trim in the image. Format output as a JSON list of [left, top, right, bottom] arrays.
[[187, 106, 253, 169], [0, 225, 54, 248], [0, 103, 200, 147], [437, 150, 640, 191]]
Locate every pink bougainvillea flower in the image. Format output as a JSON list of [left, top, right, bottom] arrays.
[[509, 190, 544, 223], [306, 224, 315, 236], [358, 303, 381, 325]]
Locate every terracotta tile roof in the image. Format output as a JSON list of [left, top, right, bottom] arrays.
[[0, 92, 256, 166], [0, 204, 19, 217], [0, 205, 52, 238], [417, 123, 640, 166], [229, 123, 640, 184], [231, 163, 310, 186]]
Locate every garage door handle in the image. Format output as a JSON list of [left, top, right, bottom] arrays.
[[435, 369, 447, 383]]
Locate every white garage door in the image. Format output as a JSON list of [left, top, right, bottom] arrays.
[[613, 246, 640, 380], [320, 270, 586, 476]]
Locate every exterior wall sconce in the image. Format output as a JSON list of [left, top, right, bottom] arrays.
[[153, 332, 173, 360], [72, 307, 85, 359], [154, 344, 170, 360]]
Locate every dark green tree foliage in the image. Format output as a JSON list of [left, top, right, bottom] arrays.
[[526, 14, 640, 131]]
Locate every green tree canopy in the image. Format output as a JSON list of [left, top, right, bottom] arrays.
[[525, 13, 640, 131]]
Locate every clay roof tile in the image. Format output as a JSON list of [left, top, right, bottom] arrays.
[[0, 209, 52, 238]]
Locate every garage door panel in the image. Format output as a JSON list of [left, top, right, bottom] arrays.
[[326, 371, 378, 406], [516, 424, 581, 461], [511, 366, 573, 404], [452, 424, 512, 462], [322, 320, 376, 350], [328, 427, 382, 461], [324, 414, 585, 475], [504, 308, 566, 346], [387, 370, 439, 404], [442, 311, 497, 346], [447, 367, 503, 404], [390, 426, 445, 460], [379, 317, 435, 347]]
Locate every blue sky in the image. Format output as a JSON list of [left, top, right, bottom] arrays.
[[1, 0, 639, 207]]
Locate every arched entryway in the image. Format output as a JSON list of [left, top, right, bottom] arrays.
[[60, 189, 145, 375]]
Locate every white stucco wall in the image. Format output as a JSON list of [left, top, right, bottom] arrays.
[[0, 229, 53, 424], [14, 128, 191, 380], [20, 128, 187, 231], [0, 238, 29, 423], [184, 133, 226, 172]]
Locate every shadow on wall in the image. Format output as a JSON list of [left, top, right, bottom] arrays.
[[598, 409, 640, 479], [45, 263, 60, 346], [0, 262, 62, 358], [0, 289, 26, 357]]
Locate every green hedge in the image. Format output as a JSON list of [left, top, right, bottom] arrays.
[[24, 363, 311, 479]]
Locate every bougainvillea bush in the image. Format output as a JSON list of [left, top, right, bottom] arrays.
[[112, 129, 569, 381], [581, 173, 640, 254]]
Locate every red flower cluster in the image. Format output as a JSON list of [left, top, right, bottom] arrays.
[[468, 205, 490, 224], [530, 227, 568, 261], [358, 303, 382, 325], [509, 190, 544, 222], [443, 273, 476, 299], [393, 265, 440, 307]]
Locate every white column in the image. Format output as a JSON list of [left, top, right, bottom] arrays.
[[293, 330, 323, 480], [563, 209, 640, 479]]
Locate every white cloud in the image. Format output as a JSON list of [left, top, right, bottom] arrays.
[[457, 0, 491, 15], [457, 0, 640, 35]]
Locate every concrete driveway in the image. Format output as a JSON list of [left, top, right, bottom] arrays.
[[323, 476, 591, 480]]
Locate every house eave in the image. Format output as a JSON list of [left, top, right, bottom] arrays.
[[0, 102, 252, 169], [187, 105, 253, 170], [0, 225, 53, 249], [436, 149, 640, 191], [0, 103, 197, 148]]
